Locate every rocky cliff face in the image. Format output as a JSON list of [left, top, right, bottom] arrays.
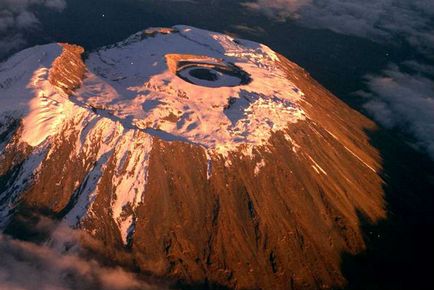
[[0, 26, 385, 289]]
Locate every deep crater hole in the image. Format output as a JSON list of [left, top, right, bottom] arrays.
[[189, 68, 219, 81]]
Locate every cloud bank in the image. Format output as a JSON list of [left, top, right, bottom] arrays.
[[243, 0, 434, 54], [359, 63, 434, 158], [0, 219, 167, 290], [0, 0, 66, 58], [244, 0, 434, 158]]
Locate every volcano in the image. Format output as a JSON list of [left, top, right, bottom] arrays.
[[0, 26, 385, 289]]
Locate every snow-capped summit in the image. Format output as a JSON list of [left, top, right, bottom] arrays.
[[0, 26, 385, 289]]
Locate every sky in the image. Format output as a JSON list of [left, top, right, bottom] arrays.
[[1, 0, 432, 158], [0, 1, 433, 288], [0, 0, 66, 56]]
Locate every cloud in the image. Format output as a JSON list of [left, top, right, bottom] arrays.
[[358, 62, 434, 158], [231, 24, 266, 36], [244, 0, 434, 159], [242, 0, 308, 20], [0, 218, 168, 290], [0, 0, 66, 58], [243, 0, 434, 55]]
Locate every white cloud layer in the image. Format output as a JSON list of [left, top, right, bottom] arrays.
[[244, 0, 434, 158], [0, 0, 66, 58], [0, 219, 167, 290], [359, 63, 434, 158], [243, 0, 434, 54]]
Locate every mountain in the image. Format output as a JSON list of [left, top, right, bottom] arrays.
[[0, 26, 386, 289]]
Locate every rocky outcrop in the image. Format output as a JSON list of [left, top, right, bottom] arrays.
[[48, 43, 86, 95]]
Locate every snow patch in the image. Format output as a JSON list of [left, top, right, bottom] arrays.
[[343, 145, 376, 173], [284, 133, 301, 153], [254, 159, 266, 175], [0, 145, 49, 229], [307, 155, 327, 175], [111, 131, 153, 245], [76, 25, 306, 159]]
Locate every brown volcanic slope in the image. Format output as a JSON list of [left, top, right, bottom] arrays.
[[0, 28, 385, 290]]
